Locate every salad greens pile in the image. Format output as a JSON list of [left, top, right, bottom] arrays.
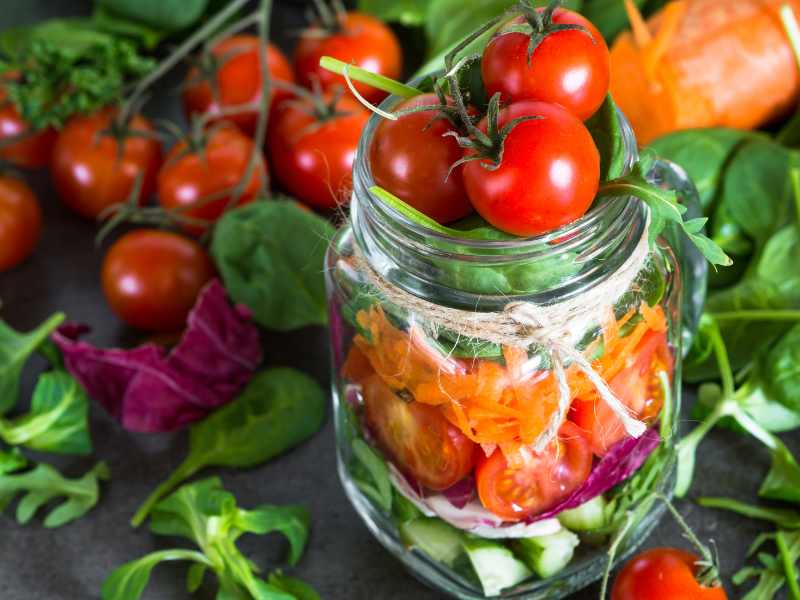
[[103, 477, 319, 600]]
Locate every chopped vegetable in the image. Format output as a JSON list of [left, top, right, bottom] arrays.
[[511, 528, 579, 578], [557, 495, 607, 531], [131, 367, 325, 526], [462, 538, 532, 596], [0, 461, 109, 528], [54, 280, 262, 433], [103, 477, 317, 600]]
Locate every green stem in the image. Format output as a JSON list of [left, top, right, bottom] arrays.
[[705, 316, 735, 398], [319, 57, 421, 98], [711, 310, 800, 322], [697, 497, 800, 528], [130, 458, 201, 528], [778, 530, 800, 600], [120, 0, 250, 123]]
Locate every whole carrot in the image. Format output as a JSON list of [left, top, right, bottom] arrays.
[[610, 0, 800, 144]]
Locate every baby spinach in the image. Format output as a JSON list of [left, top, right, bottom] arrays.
[[131, 367, 326, 526], [0, 370, 91, 455], [761, 324, 800, 413], [0, 313, 65, 415], [104, 477, 315, 600], [0, 461, 109, 528], [212, 201, 336, 332]]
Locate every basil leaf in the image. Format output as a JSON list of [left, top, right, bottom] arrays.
[[101, 549, 210, 600], [236, 505, 310, 566], [0, 313, 65, 415], [0, 370, 91, 455], [97, 0, 209, 31], [212, 201, 336, 331], [132, 368, 325, 525], [586, 94, 626, 181], [0, 461, 109, 528]]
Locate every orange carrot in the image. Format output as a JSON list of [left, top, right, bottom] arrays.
[[610, 0, 800, 144]]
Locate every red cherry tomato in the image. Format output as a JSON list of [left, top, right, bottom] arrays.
[[294, 12, 402, 103], [361, 373, 478, 491], [462, 100, 600, 237], [267, 93, 368, 210], [158, 124, 268, 234], [370, 94, 474, 224], [571, 330, 673, 456], [101, 230, 215, 332], [50, 108, 162, 220], [476, 421, 592, 521], [182, 36, 295, 136], [0, 91, 56, 168], [482, 9, 610, 120], [612, 548, 728, 600], [0, 176, 41, 272]]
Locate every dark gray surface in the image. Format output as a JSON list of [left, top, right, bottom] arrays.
[[0, 2, 790, 599]]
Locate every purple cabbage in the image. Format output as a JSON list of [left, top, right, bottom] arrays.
[[530, 428, 662, 522], [442, 475, 475, 510], [53, 280, 262, 433]]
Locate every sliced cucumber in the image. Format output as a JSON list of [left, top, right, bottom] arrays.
[[400, 518, 465, 567], [557, 496, 607, 532], [463, 538, 532, 597], [511, 529, 580, 579]]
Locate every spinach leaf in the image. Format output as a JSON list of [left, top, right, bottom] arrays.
[[0, 313, 65, 415], [97, 0, 209, 31], [649, 128, 760, 210], [761, 324, 800, 413], [131, 368, 326, 526], [357, 0, 429, 25], [107, 478, 313, 600], [0, 461, 109, 528], [211, 201, 336, 332], [586, 94, 627, 181], [101, 549, 211, 600], [0, 370, 91, 455]]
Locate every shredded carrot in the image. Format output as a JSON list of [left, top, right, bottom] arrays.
[[348, 304, 669, 458]]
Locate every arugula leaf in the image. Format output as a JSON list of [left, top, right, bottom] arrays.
[[0, 461, 109, 527], [212, 201, 336, 331], [0, 370, 91, 455], [0, 313, 65, 415], [586, 94, 627, 181], [108, 478, 314, 600], [131, 368, 325, 526], [698, 497, 800, 530], [101, 549, 211, 600]]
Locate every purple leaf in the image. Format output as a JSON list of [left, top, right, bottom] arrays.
[[442, 475, 475, 510], [530, 428, 662, 522], [53, 280, 262, 433]]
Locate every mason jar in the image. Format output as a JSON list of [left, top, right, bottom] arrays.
[[325, 97, 706, 599]]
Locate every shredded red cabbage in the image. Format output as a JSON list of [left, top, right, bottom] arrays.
[[53, 280, 262, 432], [441, 475, 475, 510], [530, 428, 662, 522]]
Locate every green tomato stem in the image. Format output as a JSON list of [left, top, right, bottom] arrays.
[[130, 458, 200, 528], [778, 530, 800, 600], [319, 57, 421, 99]]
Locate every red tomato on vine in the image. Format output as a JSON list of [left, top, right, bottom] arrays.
[[182, 35, 295, 136], [0, 91, 56, 169], [0, 175, 41, 272]]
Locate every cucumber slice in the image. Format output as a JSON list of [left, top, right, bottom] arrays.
[[400, 518, 464, 567], [511, 529, 580, 579], [558, 495, 607, 532], [463, 538, 532, 597]]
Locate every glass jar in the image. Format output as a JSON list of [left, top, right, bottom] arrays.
[[325, 101, 706, 599]]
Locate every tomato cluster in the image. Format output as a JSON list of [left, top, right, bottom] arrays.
[[0, 8, 402, 334], [371, 6, 609, 236]]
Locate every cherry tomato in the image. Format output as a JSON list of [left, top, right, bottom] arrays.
[[101, 230, 215, 332], [158, 124, 268, 234], [476, 421, 592, 521], [267, 93, 368, 210], [50, 108, 162, 220], [0, 91, 56, 168], [182, 36, 295, 136], [463, 100, 599, 237], [0, 176, 41, 272], [361, 373, 478, 491], [612, 548, 728, 600], [482, 9, 610, 120], [370, 94, 474, 224], [571, 330, 673, 456], [294, 12, 402, 104]]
